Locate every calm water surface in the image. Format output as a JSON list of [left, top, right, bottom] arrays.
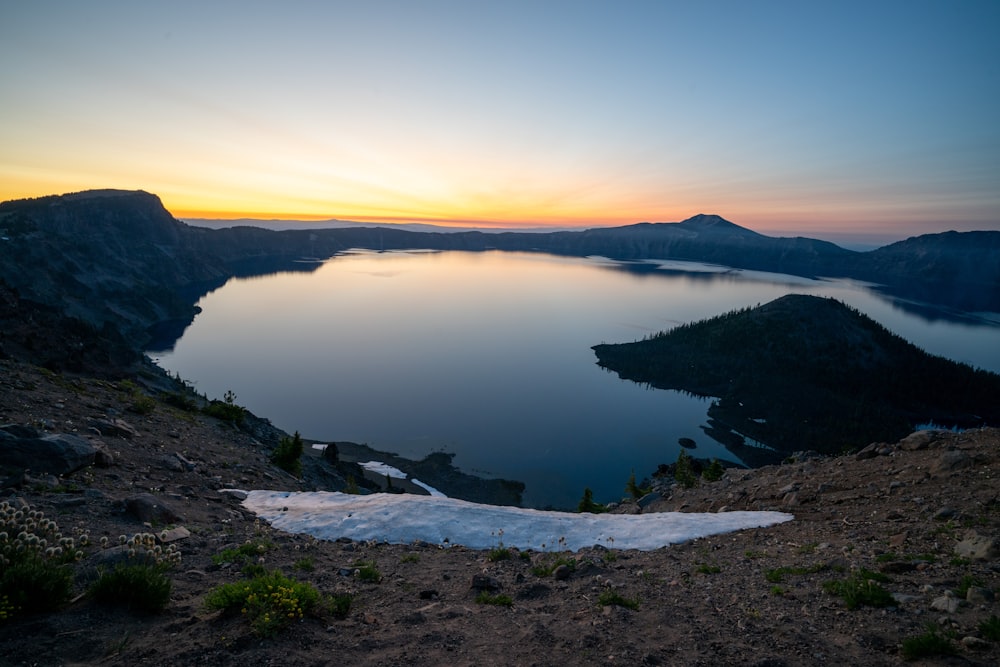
[[151, 250, 1000, 508]]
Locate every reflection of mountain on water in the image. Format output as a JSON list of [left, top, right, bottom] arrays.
[[594, 295, 1000, 459]]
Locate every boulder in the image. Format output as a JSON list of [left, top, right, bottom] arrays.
[[124, 493, 184, 524], [0, 426, 97, 475], [953, 531, 999, 561], [89, 417, 138, 439], [898, 430, 941, 451], [932, 449, 973, 473]]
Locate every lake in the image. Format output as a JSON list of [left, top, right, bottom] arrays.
[[150, 250, 1000, 509]]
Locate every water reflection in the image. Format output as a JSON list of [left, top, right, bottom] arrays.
[[150, 250, 1000, 509]]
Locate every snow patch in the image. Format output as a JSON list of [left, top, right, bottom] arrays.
[[242, 491, 793, 552]]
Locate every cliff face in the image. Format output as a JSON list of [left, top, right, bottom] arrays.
[[0, 191, 230, 337]]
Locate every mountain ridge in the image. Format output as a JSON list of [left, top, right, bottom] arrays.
[[1, 189, 997, 357]]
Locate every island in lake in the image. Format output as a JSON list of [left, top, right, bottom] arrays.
[[592, 294, 1000, 463]]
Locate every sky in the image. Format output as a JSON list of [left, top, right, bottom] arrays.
[[240, 489, 793, 552], [2, 1, 998, 241]]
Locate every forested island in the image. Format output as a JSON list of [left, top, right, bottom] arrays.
[[593, 294, 1000, 460]]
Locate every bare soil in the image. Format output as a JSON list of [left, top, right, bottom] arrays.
[[0, 358, 998, 666]]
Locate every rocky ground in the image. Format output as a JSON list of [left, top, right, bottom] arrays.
[[0, 357, 998, 666]]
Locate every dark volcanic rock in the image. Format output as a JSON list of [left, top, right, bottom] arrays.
[[0, 426, 98, 475]]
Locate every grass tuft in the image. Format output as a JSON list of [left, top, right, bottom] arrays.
[[822, 569, 893, 610], [475, 591, 513, 607], [900, 625, 957, 661], [598, 590, 639, 610], [89, 563, 172, 613]]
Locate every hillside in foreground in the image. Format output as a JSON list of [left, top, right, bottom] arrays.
[[593, 294, 1000, 462], [1, 358, 998, 665]]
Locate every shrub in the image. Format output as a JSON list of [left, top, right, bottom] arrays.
[[475, 591, 513, 607], [598, 590, 639, 610], [577, 487, 606, 513], [203, 390, 245, 423], [980, 615, 1000, 642], [205, 570, 323, 638], [696, 564, 721, 575], [900, 625, 957, 661], [625, 470, 650, 499], [212, 540, 271, 566], [487, 546, 511, 562], [531, 555, 576, 578], [90, 563, 172, 613], [128, 394, 157, 415], [674, 450, 697, 488], [0, 554, 73, 616], [293, 557, 315, 572], [354, 560, 381, 583], [955, 574, 982, 598], [163, 391, 198, 412], [271, 431, 304, 476], [0, 501, 81, 618], [822, 569, 893, 610], [701, 458, 724, 482]]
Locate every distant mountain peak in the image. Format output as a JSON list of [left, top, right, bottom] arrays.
[[681, 213, 735, 227]]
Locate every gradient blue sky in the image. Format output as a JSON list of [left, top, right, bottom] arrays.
[[1, 1, 997, 241]]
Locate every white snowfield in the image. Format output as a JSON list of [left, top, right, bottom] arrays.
[[242, 491, 793, 552]]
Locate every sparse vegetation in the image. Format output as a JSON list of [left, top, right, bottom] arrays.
[[487, 546, 512, 562], [0, 502, 78, 618], [900, 625, 957, 661], [203, 389, 245, 423], [979, 615, 1000, 642], [673, 449, 697, 488], [212, 540, 271, 567], [701, 458, 724, 482], [354, 560, 382, 583], [955, 574, 983, 598], [598, 590, 639, 610], [625, 469, 651, 498], [475, 591, 513, 607], [204, 570, 334, 638], [822, 569, 893, 610], [271, 431, 304, 476], [89, 563, 172, 613], [531, 555, 577, 578], [293, 557, 315, 572], [577, 487, 607, 513], [163, 391, 198, 412], [764, 564, 828, 583], [696, 563, 721, 575]]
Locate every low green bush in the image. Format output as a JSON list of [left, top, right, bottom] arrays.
[[822, 569, 893, 610], [598, 589, 639, 610], [487, 546, 512, 562], [90, 563, 172, 613], [979, 615, 1000, 642], [577, 487, 607, 513], [475, 591, 512, 607], [204, 570, 337, 637], [271, 431, 304, 476], [900, 625, 957, 661], [701, 458, 724, 482], [354, 560, 381, 583]]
